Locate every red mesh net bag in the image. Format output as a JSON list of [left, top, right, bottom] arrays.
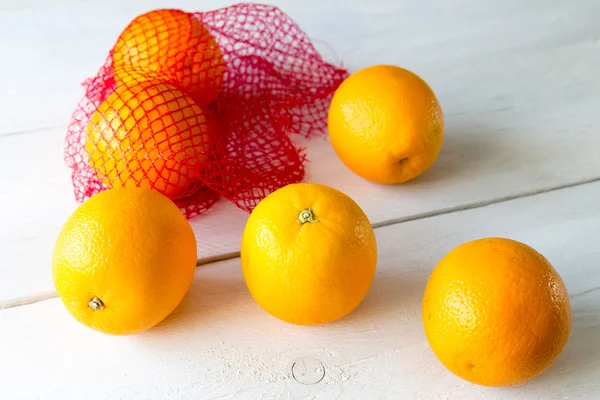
[[65, 3, 348, 218]]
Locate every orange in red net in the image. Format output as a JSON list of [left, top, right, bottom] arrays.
[[65, 3, 348, 218]]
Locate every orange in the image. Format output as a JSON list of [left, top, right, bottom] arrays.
[[328, 65, 443, 184], [112, 9, 226, 106], [241, 183, 377, 325], [85, 79, 214, 199], [52, 187, 197, 335], [422, 238, 571, 387]]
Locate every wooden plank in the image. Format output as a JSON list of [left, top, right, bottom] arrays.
[[0, 0, 598, 135], [1, 181, 599, 399], [2, 115, 600, 305]]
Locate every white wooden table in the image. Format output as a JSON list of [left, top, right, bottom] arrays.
[[1, 0, 599, 399]]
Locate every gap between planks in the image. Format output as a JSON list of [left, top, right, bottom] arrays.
[[2, 175, 600, 312], [0, 124, 67, 138]]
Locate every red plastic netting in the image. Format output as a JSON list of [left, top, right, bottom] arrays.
[[65, 3, 347, 218]]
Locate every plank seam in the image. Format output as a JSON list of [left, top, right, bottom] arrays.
[[570, 285, 600, 300], [0, 124, 66, 138]]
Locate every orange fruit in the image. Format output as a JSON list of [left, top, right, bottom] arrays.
[[112, 9, 226, 106], [422, 238, 571, 387], [52, 187, 197, 335], [328, 65, 443, 184], [85, 79, 214, 199], [241, 183, 377, 325]]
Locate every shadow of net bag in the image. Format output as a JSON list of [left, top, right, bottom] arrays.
[[65, 3, 348, 218]]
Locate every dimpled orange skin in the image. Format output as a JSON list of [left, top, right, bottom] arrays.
[[85, 80, 213, 199], [52, 187, 197, 335], [112, 9, 226, 106], [328, 65, 444, 184], [422, 238, 571, 387], [241, 183, 377, 326]]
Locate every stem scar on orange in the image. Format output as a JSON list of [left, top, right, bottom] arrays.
[[52, 187, 197, 335], [85, 79, 215, 199], [112, 9, 226, 106], [423, 238, 571, 387], [241, 183, 378, 326]]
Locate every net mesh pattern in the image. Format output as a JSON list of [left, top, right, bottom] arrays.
[[65, 3, 348, 218]]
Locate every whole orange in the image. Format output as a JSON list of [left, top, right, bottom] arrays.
[[241, 183, 377, 325], [328, 65, 443, 184], [112, 9, 226, 106], [85, 80, 214, 199], [52, 187, 197, 335], [422, 238, 571, 387]]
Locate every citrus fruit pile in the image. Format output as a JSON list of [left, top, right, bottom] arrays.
[[84, 9, 224, 202], [64, 4, 348, 218], [54, 3, 572, 391]]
